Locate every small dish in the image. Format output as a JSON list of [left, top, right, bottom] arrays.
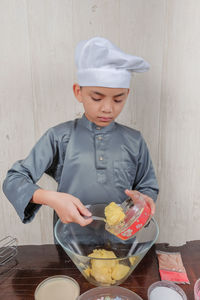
[[148, 280, 187, 300], [78, 286, 143, 300], [194, 278, 200, 300], [34, 275, 80, 300]]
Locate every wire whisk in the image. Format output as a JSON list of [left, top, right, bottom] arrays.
[[0, 236, 18, 265]]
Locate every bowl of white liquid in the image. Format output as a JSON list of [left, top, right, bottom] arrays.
[[34, 275, 80, 300], [148, 280, 187, 300]]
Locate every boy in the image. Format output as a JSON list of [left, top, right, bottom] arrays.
[[3, 37, 159, 229]]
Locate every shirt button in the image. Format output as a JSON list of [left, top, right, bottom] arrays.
[[96, 126, 101, 130], [97, 136, 102, 140], [99, 156, 103, 161]]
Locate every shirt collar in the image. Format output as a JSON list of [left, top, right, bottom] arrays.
[[78, 114, 116, 133]]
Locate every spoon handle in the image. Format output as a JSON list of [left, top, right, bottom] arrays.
[[83, 215, 106, 222], [92, 216, 106, 222]]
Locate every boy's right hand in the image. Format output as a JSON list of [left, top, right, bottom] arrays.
[[32, 189, 93, 226]]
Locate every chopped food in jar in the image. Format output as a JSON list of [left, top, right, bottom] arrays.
[[104, 202, 125, 226]]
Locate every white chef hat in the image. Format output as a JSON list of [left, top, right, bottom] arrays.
[[75, 37, 150, 88]]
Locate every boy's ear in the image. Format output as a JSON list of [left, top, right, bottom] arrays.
[[73, 83, 83, 103]]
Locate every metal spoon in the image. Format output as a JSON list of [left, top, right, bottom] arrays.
[[84, 199, 132, 223], [84, 215, 106, 222]]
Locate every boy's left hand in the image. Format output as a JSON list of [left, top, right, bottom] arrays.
[[125, 189, 155, 216]]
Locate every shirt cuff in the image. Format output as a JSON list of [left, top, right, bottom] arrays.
[[139, 189, 159, 202], [23, 201, 41, 223], [18, 185, 41, 223]]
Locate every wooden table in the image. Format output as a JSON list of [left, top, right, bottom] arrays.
[[0, 241, 199, 299]]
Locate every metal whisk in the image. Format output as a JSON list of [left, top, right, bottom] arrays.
[[0, 236, 18, 265]]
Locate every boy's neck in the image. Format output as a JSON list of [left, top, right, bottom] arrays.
[[79, 114, 116, 133]]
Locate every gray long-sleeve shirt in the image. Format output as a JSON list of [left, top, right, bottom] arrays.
[[3, 114, 159, 224]]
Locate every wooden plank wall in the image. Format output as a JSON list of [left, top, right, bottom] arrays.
[[0, 0, 200, 245]]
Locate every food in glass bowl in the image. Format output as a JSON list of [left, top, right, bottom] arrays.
[[54, 204, 159, 286], [84, 249, 130, 285]]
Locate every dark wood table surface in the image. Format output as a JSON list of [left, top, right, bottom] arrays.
[[0, 241, 200, 299]]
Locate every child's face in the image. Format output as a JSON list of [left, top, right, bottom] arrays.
[[73, 84, 129, 127]]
